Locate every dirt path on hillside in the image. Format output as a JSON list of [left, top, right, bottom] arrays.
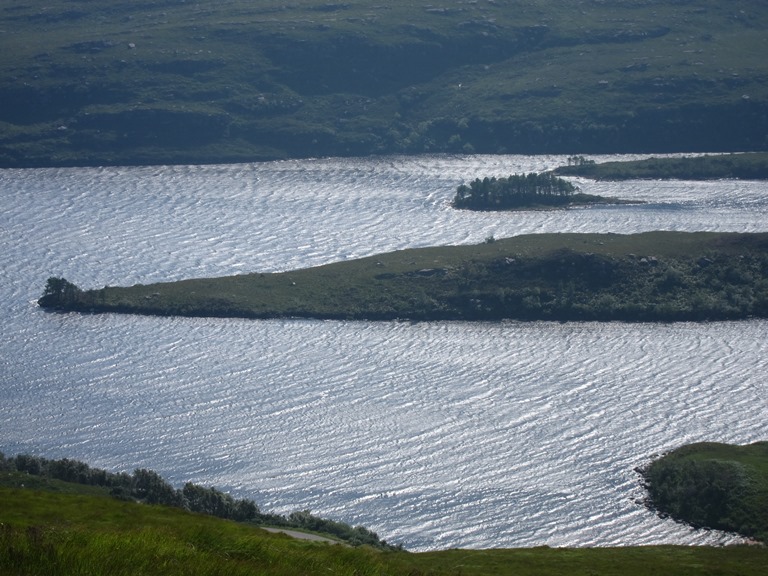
[[261, 527, 345, 545]]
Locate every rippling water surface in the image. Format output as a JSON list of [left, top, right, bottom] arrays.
[[2, 154, 768, 550]]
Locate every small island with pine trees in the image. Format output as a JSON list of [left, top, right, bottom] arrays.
[[452, 172, 632, 211]]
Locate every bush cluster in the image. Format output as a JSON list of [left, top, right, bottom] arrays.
[[3, 452, 258, 522], [445, 249, 768, 321]]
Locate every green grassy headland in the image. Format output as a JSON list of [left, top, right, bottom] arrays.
[[2, 453, 767, 576], [39, 232, 768, 322], [2, 0, 768, 168], [554, 152, 768, 180], [642, 442, 768, 544]]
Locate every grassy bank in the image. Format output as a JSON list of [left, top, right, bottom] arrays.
[[2, 478, 767, 576], [553, 152, 768, 180], [0, 452, 392, 549], [2, 1, 768, 167], [0, 483, 387, 576], [642, 442, 768, 543], [39, 232, 768, 322]]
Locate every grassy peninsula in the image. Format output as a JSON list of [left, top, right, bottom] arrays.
[[553, 152, 768, 181], [39, 232, 768, 322], [3, 1, 768, 168], [3, 452, 767, 576], [642, 442, 768, 543]]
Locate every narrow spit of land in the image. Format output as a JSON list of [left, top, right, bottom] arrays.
[[39, 231, 768, 322], [553, 152, 768, 181]]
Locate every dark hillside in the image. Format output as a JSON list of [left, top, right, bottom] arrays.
[[2, 1, 768, 167]]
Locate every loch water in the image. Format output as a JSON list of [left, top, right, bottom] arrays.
[[2, 154, 767, 550]]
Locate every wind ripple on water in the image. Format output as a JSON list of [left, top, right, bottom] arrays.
[[2, 155, 768, 550]]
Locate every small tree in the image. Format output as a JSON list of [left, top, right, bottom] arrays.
[[132, 468, 183, 507], [38, 277, 82, 308]]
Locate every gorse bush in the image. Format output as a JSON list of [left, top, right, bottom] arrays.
[[7, 452, 259, 522]]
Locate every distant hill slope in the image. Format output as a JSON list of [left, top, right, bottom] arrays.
[[2, 0, 768, 167]]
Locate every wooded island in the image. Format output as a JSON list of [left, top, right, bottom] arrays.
[[451, 172, 625, 210]]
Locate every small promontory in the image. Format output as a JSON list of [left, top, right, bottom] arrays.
[[553, 152, 768, 181], [642, 442, 768, 543]]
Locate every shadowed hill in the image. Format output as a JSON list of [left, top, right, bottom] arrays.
[[2, 0, 768, 167]]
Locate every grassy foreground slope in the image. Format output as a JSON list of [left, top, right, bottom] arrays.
[[2, 0, 768, 168], [642, 442, 768, 543], [2, 479, 768, 576], [0, 452, 392, 549], [39, 232, 768, 322]]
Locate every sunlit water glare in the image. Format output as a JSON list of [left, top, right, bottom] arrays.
[[2, 154, 767, 550]]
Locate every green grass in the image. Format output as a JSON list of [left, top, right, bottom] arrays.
[[0, 470, 111, 497], [2, 1, 768, 167], [40, 231, 768, 322], [0, 485, 391, 576], [2, 482, 767, 576], [553, 152, 768, 180], [642, 442, 768, 543]]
